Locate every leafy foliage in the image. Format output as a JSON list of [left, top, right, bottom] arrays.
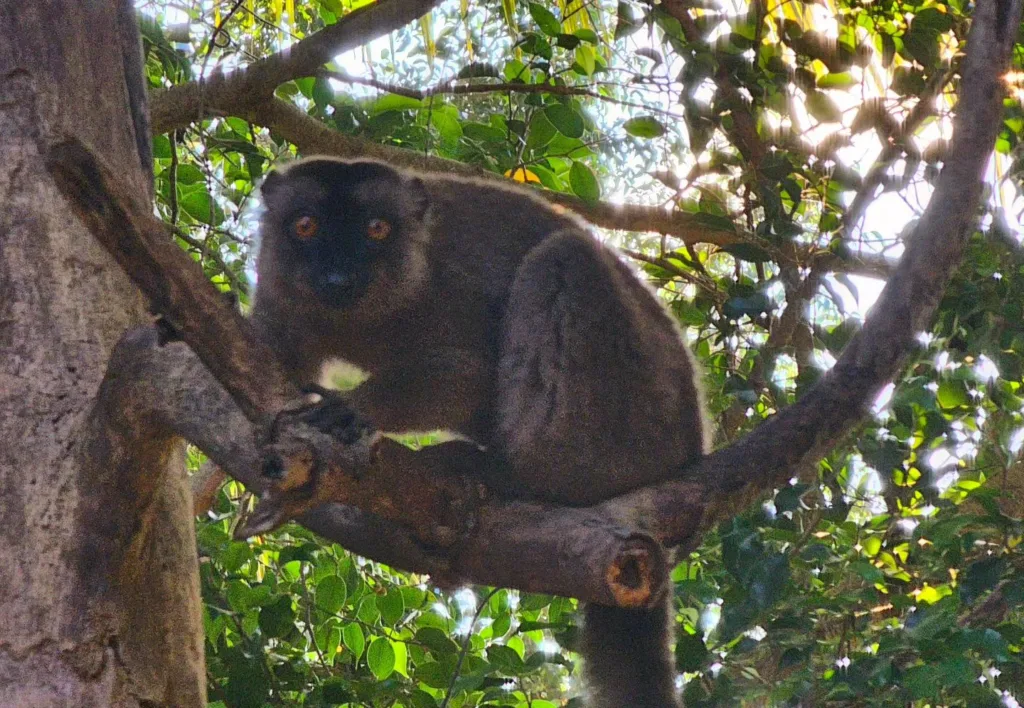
[[140, 0, 1024, 704]]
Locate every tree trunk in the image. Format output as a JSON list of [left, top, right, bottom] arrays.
[[0, 3, 205, 706]]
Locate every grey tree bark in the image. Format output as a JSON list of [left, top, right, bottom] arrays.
[[0, 3, 204, 706]]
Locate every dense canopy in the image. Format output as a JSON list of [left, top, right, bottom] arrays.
[[133, 0, 1024, 705]]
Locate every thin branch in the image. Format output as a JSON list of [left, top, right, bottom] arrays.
[[174, 227, 247, 296], [243, 95, 894, 278], [620, 248, 725, 302], [148, 12, 893, 276], [199, 0, 246, 78], [243, 96, 742, 247], [842, 71, 953, 238], [440, 588, 500, 708], [319, 69, 683, 120], [168, 130, 180, 225]]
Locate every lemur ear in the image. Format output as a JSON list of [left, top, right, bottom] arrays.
[[260, 169, 285, 205], [406, 176, 430, 221]]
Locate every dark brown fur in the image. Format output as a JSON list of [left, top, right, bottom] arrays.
[[253, 157, 708, 708]]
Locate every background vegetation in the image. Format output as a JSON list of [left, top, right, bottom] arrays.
[[137, 0, 1024, 704]]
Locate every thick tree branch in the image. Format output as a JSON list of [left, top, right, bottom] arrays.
[[46, 138, 291, 423], [103, 328, 668, 608], [151, 0, 443, 134], [148, 14, 894, 274]]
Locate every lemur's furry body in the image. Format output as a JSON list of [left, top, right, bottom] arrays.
[[253, 158, 708, 707]]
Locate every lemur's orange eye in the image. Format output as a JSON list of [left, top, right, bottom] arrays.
[[367, 218, 391, 241], [293, 215, 318, 240]]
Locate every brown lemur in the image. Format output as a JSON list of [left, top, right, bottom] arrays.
[[249, 157, 708, 708]]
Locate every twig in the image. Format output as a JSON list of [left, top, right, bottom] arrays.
[[842, 71, 954, 238], [440, 588, 500, 708], [173, 227, 248, 297], [620, 248, 725, 302], [319, 69, 682, 120]]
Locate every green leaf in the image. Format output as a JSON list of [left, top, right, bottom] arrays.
[[414, 661, 450, 689], [316, 575, 347, 614], [371, 94, 424, 113], [806, 91, 842, 123], [526, 111, 557, 150], [293, 76, 315, 99], [221, 542, 253, 573], [318, 677, 352, 705], [720, 243, 770, 262], [174, 164, 205, 185], [968, 627, 1010, 661], [936, 379, 969, 409], [504, 58, 528, 82], [312, 75, 334, 109], [179, 186, 224, 226], [152, 134, 172, 160], [748, 552, 790, 609], [614, 1, 640, 40], [861, 535, 882, 557], [320, 0, 345, 17], [574, 45, 596, 75], [488, 644, 526, 674], [569, 161, 600, 202], [376, 588, 405, 625], [544, 104, 584, 138], [258, 595, 295, 639], [623, 115, 666, 138], [518, 32, 553, 59], [342, 622, 365, 660], [575, 28, 598, 43], [555, 33, 581, 49], [904, 25, 939, 67], [675, 632, 708, 672], [356, 596, 380, 625], [961, 556, 1006, 605], [527, 162, 562, 190], [415, 627, 460, 656], [722, 292, 771, 319], [850, 560, 884, 585], [367, 637, 396, 679], [430, 109, 463, 146], [224, 657, 270, 707], [463, 122, 506, 142], [817, 71, 857, 89], [529, 2, 562, 36]]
